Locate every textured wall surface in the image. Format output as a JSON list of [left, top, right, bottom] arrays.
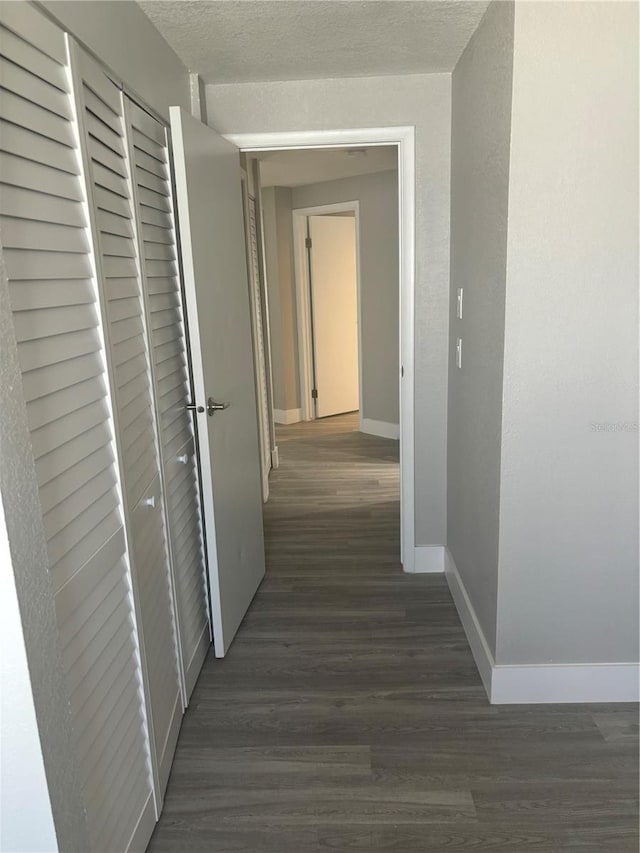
[[292, 170, 399, 426], [42, 0, 191, 118], [206, 73, 452, 546], [447, 1, 514, 657], [0, 251, 90, 851], [497, 1, 639, 664]]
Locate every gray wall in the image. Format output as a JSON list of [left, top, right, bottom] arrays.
[[261, 186, 300, 412], [206, 74, 451, 547], [292, 169, 399, 426], [447, 1, 514, 656], [497, 0, 639, 664], [41, 1, 191, 118]]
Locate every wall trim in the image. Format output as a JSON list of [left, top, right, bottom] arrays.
[[361, 418, 399, 440], [410, 545, 445, 574], [444, 549, 640, 704], [273, 408, 302, 425], [491, 662, 640, 705], [444, 548, 494, 696], [225, 127, 416, 572]]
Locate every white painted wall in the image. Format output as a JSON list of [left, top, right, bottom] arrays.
[[205, 75, 452, 546], [0, 499, 58, 853], [292, 170, 399, 427], [447, 1, 514, 657], [497, 0, 639, 665]]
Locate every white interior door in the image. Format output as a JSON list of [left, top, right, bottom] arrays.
[[308, 215, 359, 418], [169, 107, 265, 657]]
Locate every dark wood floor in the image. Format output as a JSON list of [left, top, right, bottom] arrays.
[[148, 413, 639, 852]]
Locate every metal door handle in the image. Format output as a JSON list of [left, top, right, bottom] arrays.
[[207, 397, 230, 417], [185, 403, 205, 413]]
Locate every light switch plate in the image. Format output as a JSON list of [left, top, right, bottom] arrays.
[[457, 287, 463, 319], [456, 337, 462, 369]]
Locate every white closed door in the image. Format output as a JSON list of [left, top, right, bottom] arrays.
[[308, 215, 359, 418], [169, 107, 265, 657]]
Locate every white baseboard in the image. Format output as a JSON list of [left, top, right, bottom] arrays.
[[271, 446, 280, 468], [360, 418, 399, 440], [444, 548, 639, 704], [444, 548, 494, 696], [491, 662, 640, 705], [409, 545, 445, 573], [273, 408, 302, 425]]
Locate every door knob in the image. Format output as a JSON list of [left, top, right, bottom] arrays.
[[207, 397, 230, 417]]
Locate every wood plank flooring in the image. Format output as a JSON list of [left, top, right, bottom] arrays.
[[148, 413, 639, 852]]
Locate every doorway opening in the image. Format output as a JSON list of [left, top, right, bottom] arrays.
[[231, 129, 415, 569]]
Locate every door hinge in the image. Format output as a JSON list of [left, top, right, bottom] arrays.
[[305, 237, 312, 249], [311, 388, 318, 399]]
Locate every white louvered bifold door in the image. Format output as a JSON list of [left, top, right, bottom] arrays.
[[124, 97, 210, 700], [69, 45, 183, 797], [0, 6, 156, 852], [247, 194, 272, 497]]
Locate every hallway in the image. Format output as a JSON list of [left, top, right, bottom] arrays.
[[148, 415, 638, 852]]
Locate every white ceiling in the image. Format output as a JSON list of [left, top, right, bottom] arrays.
[[258, 146, 397, 188], [138, 1, 490, 84]]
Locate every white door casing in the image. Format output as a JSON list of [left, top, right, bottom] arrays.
[[169, 107, 266, 657], [229, 129, 414, 570], [308, 214, 359, 419]]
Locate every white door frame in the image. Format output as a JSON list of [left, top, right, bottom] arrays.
[[225, 127, 415, 571], [292, 201, 362, 424]]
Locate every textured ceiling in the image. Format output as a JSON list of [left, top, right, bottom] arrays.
[[258, 146, 397, 187], [137, 1, 490, 84]]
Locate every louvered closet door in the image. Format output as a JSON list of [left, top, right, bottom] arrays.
[[70, 46, 183, 796], [0, 6, 155, 852], [124, 97, 210, 700], [247, 194, 272, 497]]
